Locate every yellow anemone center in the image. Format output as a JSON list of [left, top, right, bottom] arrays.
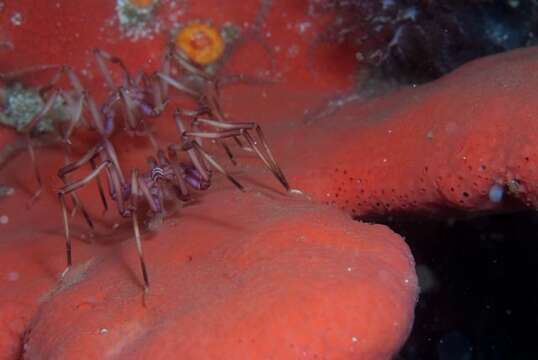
[[175, 23, 225, 65]]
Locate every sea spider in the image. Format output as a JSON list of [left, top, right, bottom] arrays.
[[57, 101, 290, 296], [93, 48, 168, 148]]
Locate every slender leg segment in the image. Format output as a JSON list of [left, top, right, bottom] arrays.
[[21, 90, 61, 204], [94, 48, 132, 90], [25, 133, 43, 205], [90, 157, 109, 213], [130, 169, 150, 293], [156, 72, 198, 97], [180, 116, 290, 191], [59, 192, 72, 277], [190, 141, 244, 191], [58, 161, 111, 278]]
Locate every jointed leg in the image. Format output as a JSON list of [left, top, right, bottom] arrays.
[[190, 141, 244, 191], [59, 193, 72, 277], [0, 64, 61, 81], [156, 72, 198, 97], [62, 90, 86, 142], [58, 144, 102, 179], [149, 73, 166, 112], [243, 126, 290, 191], [190, 118, 290, 191], [130, 169, 150, 293], [193, 117, 250, 152], [94, 48, 132, 91], [25, 133, 42, 205], [174, 113, 210, 181], [62, 144, 95, 230], [173, 47, 211, 80], [21, 89, 61, 134], [21, 90, 62, 204], [90, 157, 109, 213], [159, 46, 173, 98], [102, 139, 125, 183], [58, 161, 111, 277], [86, 94, 107, 135], [118, 87, 138, 131], [165, 147, 190, 199]]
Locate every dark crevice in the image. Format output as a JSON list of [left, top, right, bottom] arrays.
[[364, 210, 538, 359]]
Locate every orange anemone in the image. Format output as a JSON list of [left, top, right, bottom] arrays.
[[128, 0, 156, 8], [175, 23, 225, 65]]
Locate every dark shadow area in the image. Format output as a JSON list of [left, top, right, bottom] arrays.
[[309, 0, 538, 84], [371, 211, 538, 359]]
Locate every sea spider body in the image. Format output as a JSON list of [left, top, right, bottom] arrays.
[[101, 83, 162, 136], [93, 48, 167, 141]]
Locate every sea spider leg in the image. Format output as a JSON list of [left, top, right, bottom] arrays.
[[58, 161, 112, 277], [203, 82, 227, 122], [173, 47, 212, 80], [0, 64, 61, 81], [42, 66, 88, 139], [61, 146, 95, 231], [58, 144, 105, 225], [155, 149, 190, 200], [147, 156, 166, 213], [6, 65, 91, 203], [214, 120, 288, 189], [160, 45, 173, 98], [118, 87, 139, 130], [86, 93, 108, 135], [95, 49, 165, 142], [156, 72, 198, 97], [35, 65, 88, 142], [90, 156, 109, 213], [136, 72, 169, 116], [22, 66, 88, 145], [93, 48, 132, 90], [180, 108, 238, 165], [174, 112, 210, 182], [168, 50, 227, 120], [50, 66, 89, 141], [117, 87, 159, 151], [62, 90, 87, 142], [164, 146, 190, 199], [19, 89, 62, 204], [137, 174, 159, 213], [102, 139, 125, 183], [97, 139, 130, 216], [58, 142, 116, 216], [241, 127, 290, 191], [191, 118, 290, 191], [109, 164, 128, 216], [20, 88, 61, 132], [38, 65, 83, 95], [184, 129, 242, 139], [148, 73, 164, 112], [187, 141, 245, 191], [130, 168, 150, 294]]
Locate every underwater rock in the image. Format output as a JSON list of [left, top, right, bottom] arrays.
[[272, 46, 538, 217]]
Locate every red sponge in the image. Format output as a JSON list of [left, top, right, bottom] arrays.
[[14, 183, 417, 359]]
